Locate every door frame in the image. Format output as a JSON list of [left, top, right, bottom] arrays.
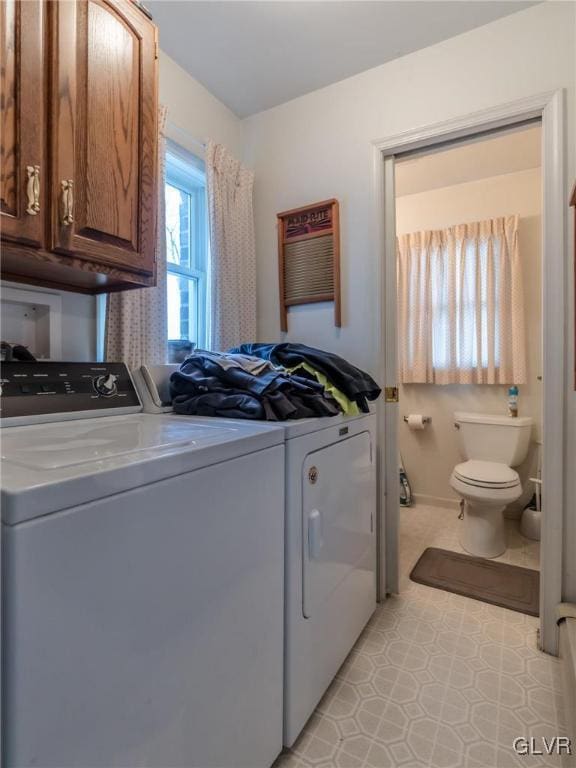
[[372, 90, 566, 655]]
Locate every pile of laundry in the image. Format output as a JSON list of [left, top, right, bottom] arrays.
[[170, 342, 381, 421]]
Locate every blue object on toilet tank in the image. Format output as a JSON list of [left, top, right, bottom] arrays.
[[508, 385, 519, 417]]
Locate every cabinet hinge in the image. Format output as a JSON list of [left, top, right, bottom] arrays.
[[154, 40, 159, 60], [384, 386, 399, 403]]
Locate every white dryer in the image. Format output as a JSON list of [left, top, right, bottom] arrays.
[[283, 414, 377, 746], [132, 365, 378, 747], [0, 362, 285, 768]]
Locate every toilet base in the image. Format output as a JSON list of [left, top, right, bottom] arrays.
[[460, 502, 506, 559]]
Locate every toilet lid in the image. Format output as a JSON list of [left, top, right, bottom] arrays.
[[454, 460, 520, 488]]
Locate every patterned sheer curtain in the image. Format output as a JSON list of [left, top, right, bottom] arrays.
[[397, 215, 526, 385], [105, 106, 168, 369], [205, 140, 256, 351]]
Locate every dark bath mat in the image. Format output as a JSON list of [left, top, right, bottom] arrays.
[[410, 547, 539, 616]]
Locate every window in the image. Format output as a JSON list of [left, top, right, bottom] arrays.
[[429, 239, 500, 371], [165, 142, 209, 351]]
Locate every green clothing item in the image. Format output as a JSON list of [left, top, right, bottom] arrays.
[[287, 362, 360, 416]]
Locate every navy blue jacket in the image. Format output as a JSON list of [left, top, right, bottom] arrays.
[[229, 343, 381, 413], [170, 354, 340, 421]]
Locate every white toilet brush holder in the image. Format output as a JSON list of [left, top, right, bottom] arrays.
[[521, 507, 541, 540], [521, 476, 541, 541]]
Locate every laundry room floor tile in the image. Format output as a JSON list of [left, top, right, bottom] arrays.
[[275, 505, 563, 768]]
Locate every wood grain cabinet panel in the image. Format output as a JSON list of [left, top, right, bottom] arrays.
[[50, 0, 158, 275], [0, 0, 45, 248], [0, 0, 158, 292]]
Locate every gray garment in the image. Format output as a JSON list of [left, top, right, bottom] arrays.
[[193, 349, 280, 376]]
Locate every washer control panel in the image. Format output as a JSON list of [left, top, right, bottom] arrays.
[[0, 362, 141, 421], [93, 373, 119, 397]]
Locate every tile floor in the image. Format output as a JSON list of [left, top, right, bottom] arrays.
[[276, 504, 565, 768], [402, 504, 541, 572]]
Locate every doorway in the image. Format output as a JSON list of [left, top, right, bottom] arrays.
[[374, 91, 566, 655]]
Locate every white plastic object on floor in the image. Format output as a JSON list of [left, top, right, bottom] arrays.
[[521, 506, 542, 540]]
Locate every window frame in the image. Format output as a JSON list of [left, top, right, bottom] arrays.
[[165, 141, 209, 350]]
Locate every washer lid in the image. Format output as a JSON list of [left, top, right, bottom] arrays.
[[454, 460, 520, 488], [1, 414, 284, 524], [2, 417, 238, 470]]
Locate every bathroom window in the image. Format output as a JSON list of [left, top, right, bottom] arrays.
[[397, 216, 526, 385], [165, 143, 209, 352], [430, 243, 500, 371]]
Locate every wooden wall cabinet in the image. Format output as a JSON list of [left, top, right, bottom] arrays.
[[0, 0, 159, 293], [0, 0, 45, 249]]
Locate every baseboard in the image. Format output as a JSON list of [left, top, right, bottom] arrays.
[[411, 494, 460, 511]]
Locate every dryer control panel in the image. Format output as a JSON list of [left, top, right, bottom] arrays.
[[0, 362, 141, 424]]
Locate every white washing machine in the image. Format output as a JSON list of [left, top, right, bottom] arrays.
[[0, 361, 285, 768], [283, 413, 377, 746], [131, 365, 378, 748]]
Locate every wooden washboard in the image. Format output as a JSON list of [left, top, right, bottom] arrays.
[[277, 199, 341, 331]]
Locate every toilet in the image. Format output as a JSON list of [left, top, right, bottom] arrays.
[[450, 412, 533, 558]]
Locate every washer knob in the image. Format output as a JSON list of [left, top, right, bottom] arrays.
[[94, 373, 118, 397]]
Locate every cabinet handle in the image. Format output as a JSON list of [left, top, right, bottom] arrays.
[[25, 165, 40, 215], [61, 180, 74, 226]]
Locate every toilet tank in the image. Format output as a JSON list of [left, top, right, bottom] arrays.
[[454, 412, 533, 466]]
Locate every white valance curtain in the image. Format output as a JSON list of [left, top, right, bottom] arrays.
[[205, 140, 257, 351], [397, 215, 526, 385], [105, 106, 168, 369]]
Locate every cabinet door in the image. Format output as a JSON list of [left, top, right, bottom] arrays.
[[0, 0, 45, 247], [50, 0, 158, 275]]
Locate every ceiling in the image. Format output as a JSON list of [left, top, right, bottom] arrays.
[[395, 123, 542, 197], [148, 1, 538, 118]]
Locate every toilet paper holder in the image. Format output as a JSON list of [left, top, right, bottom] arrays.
[[403, 415, 432, 424]]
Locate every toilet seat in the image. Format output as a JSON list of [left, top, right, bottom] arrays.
[[453, 460, 520, 489]]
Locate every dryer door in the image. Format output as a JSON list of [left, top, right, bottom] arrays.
[[302, 431, 375, 618]]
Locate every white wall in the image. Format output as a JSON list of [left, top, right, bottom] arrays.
[[396, 167, 542, 511], [0, 281, 97, 361], [159, 52, 243, 158], [242, 2, 576, 597], [57, 290, 97, 360]]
